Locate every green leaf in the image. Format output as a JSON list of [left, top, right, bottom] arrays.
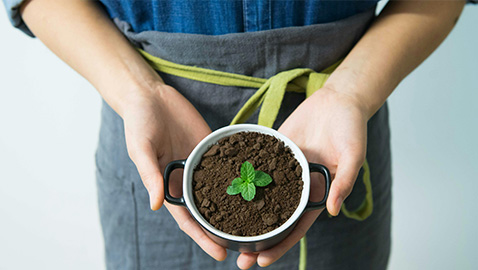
[[241, 182, 256, 201], [226, 178, 244, 195], [254, 171, 273, 187], [241, 161, 255, 183]]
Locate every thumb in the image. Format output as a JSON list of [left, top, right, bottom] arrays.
[[326, 156, 363, 216], [128, 142, 165, 211]]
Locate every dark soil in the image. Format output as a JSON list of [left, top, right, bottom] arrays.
[[192, 131, 303, 236]]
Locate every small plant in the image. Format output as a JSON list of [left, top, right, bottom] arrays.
[[226, 161, 273, 201]]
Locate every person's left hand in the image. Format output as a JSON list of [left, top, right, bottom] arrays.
[[235, 86, 369, 269]]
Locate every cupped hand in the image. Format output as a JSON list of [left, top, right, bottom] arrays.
[[236, 87, 369, 269], [121, 82, 227, 261]]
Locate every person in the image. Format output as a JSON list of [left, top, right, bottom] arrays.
[[2, 0, 469, 269]]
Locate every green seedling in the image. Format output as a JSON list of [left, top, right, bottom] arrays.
[[226, 161, 273, 201]]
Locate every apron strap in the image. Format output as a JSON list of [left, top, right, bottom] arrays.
[[138, 48, 374, 268]]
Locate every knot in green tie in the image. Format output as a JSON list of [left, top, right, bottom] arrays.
[[231, 68, 332, 128]]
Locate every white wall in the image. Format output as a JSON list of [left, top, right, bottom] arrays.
[[386, 5, 478, 270], [0, 11, 104, 270], [0, 4, 477, 270]]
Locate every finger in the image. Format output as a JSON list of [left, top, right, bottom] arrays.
[[237, 252, 259, 269], [166, 203, 228, 261], [257, 210, 321, 267], [309, 173, 326, 202], [128, 141, 164, 210], [326, 156, 362, 216]]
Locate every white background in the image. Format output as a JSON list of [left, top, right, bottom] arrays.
[[0, 3, 477, 270]]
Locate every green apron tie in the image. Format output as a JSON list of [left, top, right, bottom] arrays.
[[139, 49, 373, 269]]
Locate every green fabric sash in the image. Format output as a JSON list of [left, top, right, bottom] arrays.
[[138, 48, 373, 268]]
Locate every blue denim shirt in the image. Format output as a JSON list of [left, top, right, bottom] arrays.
[[3, 0, 380, 37], [98, 0, 378, 35], [4, 0, 476, 37]]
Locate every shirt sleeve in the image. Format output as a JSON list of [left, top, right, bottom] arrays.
[[2, 0, 34, 37]]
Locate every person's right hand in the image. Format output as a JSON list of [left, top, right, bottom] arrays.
[[20, 0, 226, 262], [121, 82, 228, 261]]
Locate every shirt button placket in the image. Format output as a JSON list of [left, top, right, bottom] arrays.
[[243, 0, 271, 32]]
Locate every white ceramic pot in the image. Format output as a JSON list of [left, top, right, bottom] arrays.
[[164, 124, 330, 252]]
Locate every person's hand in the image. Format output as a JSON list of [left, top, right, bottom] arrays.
[[122, 82, 228, 261], [236, 87, 368, 269]]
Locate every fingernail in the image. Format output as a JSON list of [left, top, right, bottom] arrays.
[[334, 196, 343, 215], [149, 192, 156, 210], [257, 258, 270, 268]]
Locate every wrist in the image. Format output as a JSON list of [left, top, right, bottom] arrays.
[[323, 65, 394, 119], [311, 85, 369, 123], [319, 76, 371, 120], [99, 70, 167, 118]]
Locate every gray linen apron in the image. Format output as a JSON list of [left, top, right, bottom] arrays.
[[95, 8, 391, 270]]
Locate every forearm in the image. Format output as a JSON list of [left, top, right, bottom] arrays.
[[20, 0, 162, 116], [325, 0, 466, 118]]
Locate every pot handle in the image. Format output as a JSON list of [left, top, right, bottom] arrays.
[[164, 159, 187, 206], [305, 163, 331, 211]]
